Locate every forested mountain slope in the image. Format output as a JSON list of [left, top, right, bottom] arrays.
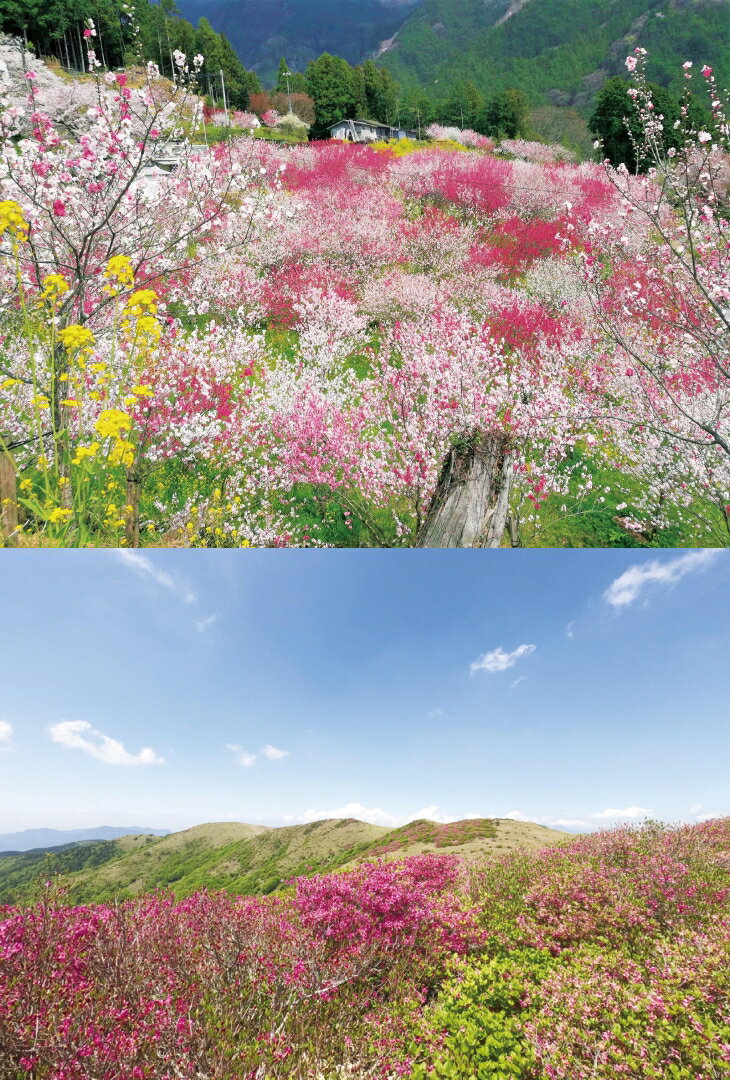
[[181, 0, 729, 109], [380, 0, 730, 107]]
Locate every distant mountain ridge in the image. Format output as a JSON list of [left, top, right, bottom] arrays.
[[180, 0, 729, 108], [0, 825, 171, 853], [176, 0, 424, 85], [0, 817, 569, 905]]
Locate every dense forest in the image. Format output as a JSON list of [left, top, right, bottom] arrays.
[[381, 0, 730, 108], [0, 0, 262, 107]]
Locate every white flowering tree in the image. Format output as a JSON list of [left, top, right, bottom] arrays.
[[585, 51, 730, 541]]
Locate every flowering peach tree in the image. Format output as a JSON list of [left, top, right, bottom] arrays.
[[2, 48, 729, 546]]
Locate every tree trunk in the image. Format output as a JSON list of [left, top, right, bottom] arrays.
[[125, 472, 141, 547], [0, 449, 19, 547], [76, 23, 85, 72], [416, 433, 514, 548]]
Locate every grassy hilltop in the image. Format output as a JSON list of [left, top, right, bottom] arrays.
[[0, 816, 568, 904]]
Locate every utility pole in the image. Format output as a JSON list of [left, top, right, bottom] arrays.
[[219, 69, 229, 126], [416, 107, 421, 141], [283, 69, 293, 113]]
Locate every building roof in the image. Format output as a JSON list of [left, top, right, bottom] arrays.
[[329, 118, 394, 131]]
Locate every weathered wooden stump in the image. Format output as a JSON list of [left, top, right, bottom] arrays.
[[0, 448, 19, 547], [416, 433, 514, 548]]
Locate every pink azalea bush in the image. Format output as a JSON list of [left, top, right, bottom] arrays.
[[411, 818, 730, 1080], [0, 856, 477, 1079], [1, 821, 728, 1078]]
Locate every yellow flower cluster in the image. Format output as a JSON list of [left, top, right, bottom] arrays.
[[123, 384, 155, 406], [58, 324, 95, 351], [125, 290, 158, 316], [94, 409, 131, 438], [47, 507, 72, 524], [122, 289, 161, 346], [93, 410, 135, 471], [108, 439, 135, 468], [131, 315, 162, 344], [0, 200, 29, 241], [71, 442, 100, 465], [40, 274, 70, 303], [104, 255, 134, 287]]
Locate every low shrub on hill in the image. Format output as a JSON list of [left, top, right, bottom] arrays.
[[0, 821, 727, 1078]]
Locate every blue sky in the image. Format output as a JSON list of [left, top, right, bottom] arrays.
[[0, 549, 727, 835]]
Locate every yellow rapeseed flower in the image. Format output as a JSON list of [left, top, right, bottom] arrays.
[[0, 200, 29, 241], [124, 289, 158, 316], [109, 438, 135, 468], [104, 255, 134, 286], [131, 384, 154, 397], [60, 398, 80, 407], [47, 507, 72, 523], [71, 442, 100, 464], [40, 274, 70, 302], [94, 409, 131, 438], [58, 324, 95, 351]]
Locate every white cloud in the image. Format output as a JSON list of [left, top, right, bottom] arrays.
[[471, 644, 536, 674], [49, 720, 164, 766], [604, 549, 721, 608], [428, 707, 445, 718], [510, 676, 525, 689], [115, 551, 195, 604], [227, 744, 290, 766], [504, 809, 530, 822], [589, 806, 652, 820], [566, 621, 575, 639], [302, 802, 401, 827], [410, 805, 459, 824], [0, 719, 12, 750], [300, 802, 459, 828], [261, 744, 290, 761], [552, 817, 589, 827], [227, 744, 257, 767], [194, 614, 219, 633], [688, 804, 718, 822]]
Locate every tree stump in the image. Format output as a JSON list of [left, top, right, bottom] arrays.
[[416, 433, 514, 548], [0, 449, 19, 547]]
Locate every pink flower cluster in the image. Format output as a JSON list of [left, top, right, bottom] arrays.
[[0, 856, 477, 1078]]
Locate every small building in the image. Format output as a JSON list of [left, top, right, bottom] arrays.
[[329, 119, 420, 143]]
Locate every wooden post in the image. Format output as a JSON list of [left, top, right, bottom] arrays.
[[416, 433, 514, 548], [125, 472, 141, 548], [0, 449, 19, 547]]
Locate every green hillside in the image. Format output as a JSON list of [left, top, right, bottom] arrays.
[[0, 817, 570, 904], [380, 0, 730, 108]]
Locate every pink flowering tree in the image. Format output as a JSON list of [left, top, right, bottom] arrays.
[[585, 52, 730, 541], [0, 52, 277, 546]]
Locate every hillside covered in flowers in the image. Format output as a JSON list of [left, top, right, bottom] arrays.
[[1, 818, 728, 1078], [0, 50, 728, 547]]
